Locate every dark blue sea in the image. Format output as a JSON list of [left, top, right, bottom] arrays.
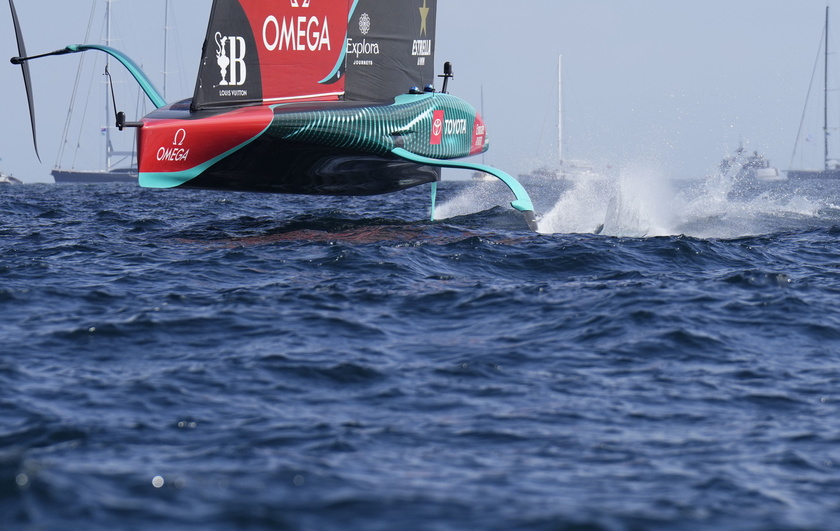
[[3, 171, 840, 530]]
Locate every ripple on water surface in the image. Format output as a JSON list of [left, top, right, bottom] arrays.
[[3, 182, 840, 529]]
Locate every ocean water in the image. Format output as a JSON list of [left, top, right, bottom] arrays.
[[3, 172, 840, 530]]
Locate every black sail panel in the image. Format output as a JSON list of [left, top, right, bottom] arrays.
[[345, 0, 437, 102], [192, 0, 262, 110]]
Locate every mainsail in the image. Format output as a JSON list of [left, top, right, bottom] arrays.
[[192, 0, 350, 110], [345, 0, 437, 101], [192, 0, 437, 109]]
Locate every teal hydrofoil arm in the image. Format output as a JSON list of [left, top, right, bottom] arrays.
[[65, 45, 165, 108], [11, 44, 166, 109], [391, 147, 538, 231]]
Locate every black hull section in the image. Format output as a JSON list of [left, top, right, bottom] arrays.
[[787, 169, 840, 180], [52, 169, 137, 184], [178, 140, 440, 196]]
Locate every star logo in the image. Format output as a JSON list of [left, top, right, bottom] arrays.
[[419, 0, 430, 37]]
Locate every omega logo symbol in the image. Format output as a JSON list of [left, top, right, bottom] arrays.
[[173, 129, 187, 146]]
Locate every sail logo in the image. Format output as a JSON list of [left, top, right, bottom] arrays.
[[347, 13, 379, 64], [412, 39, 431, 65], [215, 32, 247, 86], [414, 0, 432, 66], [412, 40, 432, 56], [359, 13, 371, 35], [262, 15, 332, 52], [418, 0, 430, 37], [347, 39, 380, 58], [430, 110, 444, 145]]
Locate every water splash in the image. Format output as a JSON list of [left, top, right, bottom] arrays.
[[536, 162, 676, 237], [437, 158, 831, 239], [601, 163, 675, 237], [536, 177, 613, 235], [433, 180, 506, 221]]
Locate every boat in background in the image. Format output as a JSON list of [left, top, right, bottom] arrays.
[[788, 6, 840, 180], [525, 159, 602, 182], [521, 55, 608, 182], [470, 171, 496, 182], [51, 166, 136, 184], [51, 0, 176, 184], [720, 144, 783, 183], [0, 171, 23, 185]]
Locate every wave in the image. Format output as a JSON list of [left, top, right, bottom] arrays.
[[436, 164, 840, 239]]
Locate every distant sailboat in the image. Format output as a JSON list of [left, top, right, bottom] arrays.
[[52, 0, 176, 184], [788, 6, 840, 179], [523, 55, 604, 182], [51, 0, 136, 183]]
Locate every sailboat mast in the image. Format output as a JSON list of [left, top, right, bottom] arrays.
[[163, 0, 169, 101], [558, 54, 563, 165], [826, 5, 830, 171], [105, 0, 113, 172], [480, 85, 485, 165]]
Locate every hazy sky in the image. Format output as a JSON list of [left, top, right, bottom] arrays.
[[1, 1, 836, 182]]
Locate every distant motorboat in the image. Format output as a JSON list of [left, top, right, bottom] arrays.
[[720, 145, 784, 183], [471, 171, 496, 182], [525, 159, 604, 182], [0, 172, 23, 185]]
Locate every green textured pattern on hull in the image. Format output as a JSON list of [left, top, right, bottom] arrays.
[[266, 93, 482, 159], [142, 93, 485, 191]]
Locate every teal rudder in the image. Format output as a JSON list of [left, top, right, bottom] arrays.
[[391, 147, 538, 231]]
